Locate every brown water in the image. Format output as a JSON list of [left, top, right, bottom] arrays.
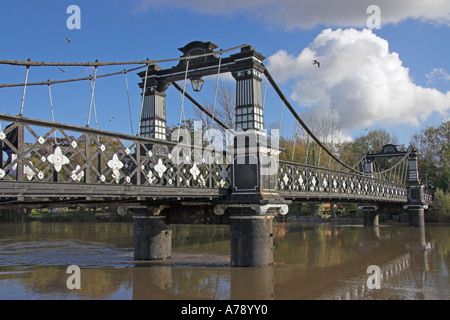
[[0, 221, 449, 300]]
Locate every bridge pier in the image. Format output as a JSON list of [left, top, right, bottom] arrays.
[[230, 216, 273, 267], [359, 205, 379, 227], [404, 205, 426, 228], [230, 208, 275, 267], [132, 207, 172, 261]]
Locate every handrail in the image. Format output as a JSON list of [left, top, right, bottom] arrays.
[[278, 159, 407, 188]]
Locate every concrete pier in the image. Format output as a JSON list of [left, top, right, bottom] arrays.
[[230, 215, 274, 267], [360, 205, 379, 227], [133, 211, 172, 260], [407, 206, 425, 228]]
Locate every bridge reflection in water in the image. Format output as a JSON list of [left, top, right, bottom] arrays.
[[0, 221, 445, 300], [132, 223, 439, 300]]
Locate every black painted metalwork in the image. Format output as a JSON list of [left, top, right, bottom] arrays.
[[0, 112, 431, 208], [0, 113, 231, 208], [0, 42, 433, 210], [277, 160, 408, 203]]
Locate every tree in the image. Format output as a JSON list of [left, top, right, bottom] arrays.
[[410, 120, 450, 192], [428, 188, 450, 222], [346, 129, 402, 171], [280, 108, 351, 170], [352, 129, 401, 154], [193, 82, 235, 132]]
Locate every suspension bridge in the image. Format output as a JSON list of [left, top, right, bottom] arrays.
[[0, 41, 433, 267]]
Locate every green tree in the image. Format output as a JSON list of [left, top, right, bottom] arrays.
[[428, 188, 450, 222], [350, 129, 402, 171], [353, 129, 401, 154], [410, 121, 449, 192]]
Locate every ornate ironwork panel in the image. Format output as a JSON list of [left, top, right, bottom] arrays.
[[0, 114, 426, 205], [277, 160, 408, 202], [0, 115, 231, 194]]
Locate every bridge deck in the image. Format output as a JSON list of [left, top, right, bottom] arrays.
[[0, 113, 416, 208]]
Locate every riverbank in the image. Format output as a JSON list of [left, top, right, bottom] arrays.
[[0, 207, 133, 222], [1, 208, 448, 224], [286, 215, 363, 224]]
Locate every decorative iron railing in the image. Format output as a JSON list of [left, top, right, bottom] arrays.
[[422, 189, 433, 203], [0, 114, 231, 194], [0, 113, 431, 205], [277, 160, 408, 202]]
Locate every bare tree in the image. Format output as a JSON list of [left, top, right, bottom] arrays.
[[289, 108, 349, 167], [216, 83, 235, 129], [193, 82, 235, 132]]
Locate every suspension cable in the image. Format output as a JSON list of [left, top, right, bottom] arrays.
[[177, 60, 190, 142], [0, 45, 248, 90], [305, 135, 310, 165], [262, 77, 268, 110], [210, 52, 223, 133], [137, 63, 149, 137], [47, 82, 57, 143], [279, 101, 284, 133], [171, 82, 228, 130], [91, 79, 99, 130], [124, 71, 134, 136], [0, 45, 247, 67], [0, 65, 146, 89], [19, 60, 31, 116], [264, 68, 361, 174], [86, 65, 98, 128], [373, 151, 411, 175], [291, 121, 298, 162]]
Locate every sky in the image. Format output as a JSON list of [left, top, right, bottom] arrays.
[[0, 0, 449, 146]]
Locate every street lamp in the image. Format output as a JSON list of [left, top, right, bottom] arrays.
[[190, 77, 205, 92]]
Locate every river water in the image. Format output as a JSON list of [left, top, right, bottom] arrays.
[[0, 221, 449, 300]]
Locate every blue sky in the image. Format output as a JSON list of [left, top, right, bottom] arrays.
[[0, 0, 449, 146]]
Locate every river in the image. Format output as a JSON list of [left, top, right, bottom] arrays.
[[0, 221, 449, 300]]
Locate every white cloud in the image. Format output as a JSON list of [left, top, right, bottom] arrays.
[[266, 28, 450, 130], [426, 68, 450, 85], [135, 0, 450, 29]]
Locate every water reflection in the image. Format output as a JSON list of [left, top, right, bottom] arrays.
[[0, 221, 449, 299]]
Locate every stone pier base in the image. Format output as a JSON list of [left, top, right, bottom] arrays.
[[406, 206, 425, 228], [230, 215, 274, 267], [133, 211, 172, 261], [359, 205, 379, 227]]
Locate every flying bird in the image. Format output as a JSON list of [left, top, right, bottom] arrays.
[[313, 60, 320, 68], [66, 37, 71, 43], [59, 68, 68, 73], [109, 116, 114, 122]]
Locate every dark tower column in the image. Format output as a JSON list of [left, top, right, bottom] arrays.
[[363, 157, 374, 178], [229, 45, 280, 201], [231, 45, 266, 132], [405, 149, 426, 227], [138, 65, 168, 140], [408, 149, 420, 185], [227, 46, 289, 267]]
